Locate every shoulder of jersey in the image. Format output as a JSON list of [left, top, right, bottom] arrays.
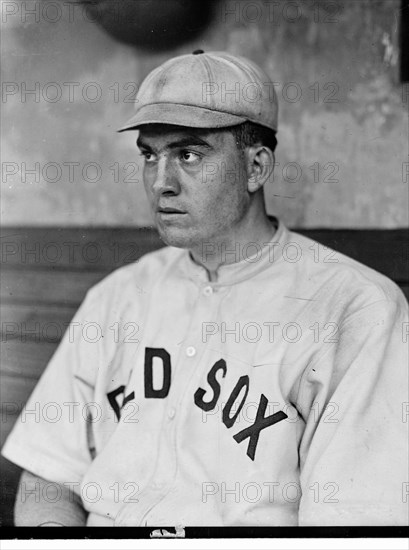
[[87, 245, 182, 298], [288, 229, 406, 306]]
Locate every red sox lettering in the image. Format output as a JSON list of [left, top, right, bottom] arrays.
[[107, 347, 288, 461]]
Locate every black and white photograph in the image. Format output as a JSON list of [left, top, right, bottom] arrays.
[[0, 0, 408, 547]]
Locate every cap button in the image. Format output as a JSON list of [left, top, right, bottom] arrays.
[[192, 49, 204, 55]]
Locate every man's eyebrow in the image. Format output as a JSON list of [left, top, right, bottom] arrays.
[[168, 137, 213, 149], [136, 138, 151, 150], [137, 136, 214, 151]]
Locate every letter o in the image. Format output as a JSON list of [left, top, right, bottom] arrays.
[[82, 402, 102, 423], [82, 162, 101, 182], [282, 82, 302, 103], [243, 242, 262, 263], [242, 82, 262, 103], [41, 2, 62, 22], [42, 162, 62, 183], [282, 322, 302, 343], [82, 82, 102, 102], [42, 483, 62, 503], [282, 242, 302, 263], [82, 322, 102, 343], [42, 242, 62, 263], [282, 2, 301, 22], [82, 482, 102, 503], [282, 162, 302, 183], [42, 402, 62, 423], [42, 82, 62, 102], [42, 322, 63, 342], [82, 3, 101, 22], [242, 322, 262, 343], [282, 403, 299, 422], [82, 242, 101, 263], [242, 482, 262, 503], [242, 2, 262, 22], [282, 482, 301, 503]]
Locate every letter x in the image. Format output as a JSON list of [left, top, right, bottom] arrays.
[[233, 394, 288, 461]]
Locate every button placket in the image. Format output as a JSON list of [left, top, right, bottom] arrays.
[[118, 282, 221, 526], [115, 417, 177, 525]]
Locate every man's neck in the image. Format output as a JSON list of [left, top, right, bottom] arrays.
[[189, 214, 276, 282]]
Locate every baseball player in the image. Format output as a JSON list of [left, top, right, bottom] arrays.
[[2, 51, 408, 527]]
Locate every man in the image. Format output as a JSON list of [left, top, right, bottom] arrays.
[[2, 51, 408, 527]]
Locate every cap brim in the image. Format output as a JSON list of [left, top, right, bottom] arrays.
[[117, 103, 248, 132]]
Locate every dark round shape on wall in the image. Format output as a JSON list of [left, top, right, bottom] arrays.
[[80, 0, 217, 50]]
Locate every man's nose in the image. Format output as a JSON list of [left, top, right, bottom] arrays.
[[152, 157, 180, 196]]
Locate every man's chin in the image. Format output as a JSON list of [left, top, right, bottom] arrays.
[[156, 225, 196, 249]]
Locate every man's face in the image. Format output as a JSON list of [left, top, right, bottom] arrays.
[[137, 124, 250, 250]]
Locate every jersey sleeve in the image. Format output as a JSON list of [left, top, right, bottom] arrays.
[[1, 286, 103, 493], [296, 292, 409, 525]]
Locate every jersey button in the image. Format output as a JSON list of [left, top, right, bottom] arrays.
[[186, 346, 196, 357], [202, 286, 213, 296], [168, 407, 176, 419]]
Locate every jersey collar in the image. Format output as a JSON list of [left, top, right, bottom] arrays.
[[179, 217, 290, 287]]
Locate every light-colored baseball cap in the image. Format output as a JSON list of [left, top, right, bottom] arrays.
[[118, 50, 278, 133]]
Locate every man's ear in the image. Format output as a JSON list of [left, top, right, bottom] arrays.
[[245, 146, 275, 193]]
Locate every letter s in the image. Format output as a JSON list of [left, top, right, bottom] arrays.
[[194, 359, 227, 412]]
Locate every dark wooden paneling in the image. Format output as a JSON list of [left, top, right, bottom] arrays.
[[1, 269, 106, 306], [0, 457, 20, 527], [1, 339, 58, 380], [0, 227, 164, 271], [0, 413, 21, 449], [1, 304, 77, 341], [297, 229, 408, 283], [0, 375, 38, 419], [400, 284, 409, 301], [1, 227, 408, 281]]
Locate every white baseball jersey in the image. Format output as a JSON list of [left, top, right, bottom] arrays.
[[3, 218, 408, 526]]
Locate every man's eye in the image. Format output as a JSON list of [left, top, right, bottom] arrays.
[[141, 151, 156, 163], [180, 151, 200, 163]]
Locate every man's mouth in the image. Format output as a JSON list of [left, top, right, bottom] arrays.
[[157, 207, 186, 215]]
